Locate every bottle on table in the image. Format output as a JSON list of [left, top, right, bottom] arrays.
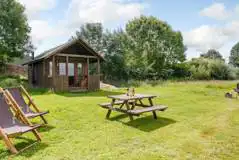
[[132, 88, 135, 96], [126, 88, 129, 96]]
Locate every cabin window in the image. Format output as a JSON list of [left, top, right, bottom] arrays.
[[59, 63, 66, 75], [49, 61, 52, 77], [78, 63, 82, 76], [68, 63, 74, 76]]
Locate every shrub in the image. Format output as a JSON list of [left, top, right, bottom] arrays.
[[190, 65, 211, 80], [127, 80, 143, 87], [209, 59, 231, 80], [188, 58, 238, 80], [228, 66, 239, 80], [171, 63, 191, 78], [0, 75, 27, 88]]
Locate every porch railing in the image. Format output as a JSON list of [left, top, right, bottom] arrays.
[[88, 74, 100, 91]]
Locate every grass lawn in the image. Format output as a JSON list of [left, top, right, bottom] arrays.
[[0, 81, 239, 160]]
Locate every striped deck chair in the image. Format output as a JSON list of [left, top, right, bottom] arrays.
[[5, 86, 49, 124], [0, 92, 41, 154]]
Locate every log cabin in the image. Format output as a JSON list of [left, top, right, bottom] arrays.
[[23, 39, 104, 92]]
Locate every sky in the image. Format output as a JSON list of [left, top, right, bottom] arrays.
[[18, 0, 239, 61]]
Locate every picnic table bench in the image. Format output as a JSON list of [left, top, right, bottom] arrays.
[[99, 94, 167, 120]]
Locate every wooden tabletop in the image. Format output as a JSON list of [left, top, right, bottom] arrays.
[[108, 94, 157, 100]]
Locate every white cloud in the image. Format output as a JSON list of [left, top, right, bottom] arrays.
[[183, 3, 239, 55], [224, 21, 239, 37], [66, 0, 145, 28], [235, 5, 239, 15], [18, 0, 239, 60], [183, 25, 229, 52], [29, 20, 68, 46], [18, 0, 56, 19], [17, 0, 69, 50], [199, 3, 230, 20], [183, 20, 239, 53], [18, 0, 146, 53]]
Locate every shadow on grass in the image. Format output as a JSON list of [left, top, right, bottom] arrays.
[[28, 88, 51, 96], [0, 137, 48, 159], [38, 125, 55, 133], [109, 114, 176, 132]]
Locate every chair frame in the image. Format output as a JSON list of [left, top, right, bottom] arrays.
[[5, 85, 48, 124], [0, 88, 41, 154]]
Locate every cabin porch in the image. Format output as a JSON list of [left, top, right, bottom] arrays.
[[49, 53, 101, 92]]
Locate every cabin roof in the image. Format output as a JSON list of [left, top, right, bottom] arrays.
[[23, 38, 104, 65]]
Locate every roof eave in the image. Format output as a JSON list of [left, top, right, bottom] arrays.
[[23, 39, 105, 65], [22, 58, 43, 65], [75, 39, 104, 61]]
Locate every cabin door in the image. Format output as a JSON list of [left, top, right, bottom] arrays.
[[68, 63, 84, 88]]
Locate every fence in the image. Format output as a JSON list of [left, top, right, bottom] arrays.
[[0, 64, 27, 76]]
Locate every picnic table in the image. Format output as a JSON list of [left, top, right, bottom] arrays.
[[99, 94, 167, 120]]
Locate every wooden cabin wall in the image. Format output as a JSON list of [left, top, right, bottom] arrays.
[[28, 65, 33, 87], [38, 62, 44, 87], [44, 58, 53, 88], [55, 76, 68, 91], [87, 60, 100, 91], [88, 75, 100, 91], [30, 61, 44, 87], [68, 57, 86, 63], [54, 56, 68, 91], [61, 43, 94, 56]]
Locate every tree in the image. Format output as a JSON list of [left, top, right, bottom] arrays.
[[75, 23, 104, 53], [125, 16, 186, 79], [0, 0, 33, 68], [229, 42, 239, 67], [101, 29, 129, 80], [75, 23, 131, 80], [74, 16, 187, 80], [200, 49, 224, 61]]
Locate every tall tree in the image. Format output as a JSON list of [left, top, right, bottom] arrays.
[[200, 49, 224, 61], [125, 16, 186, 78], [75, 23, 104, 53], [0, 0, 33, 68], [102, 30, 129, 80], [229, 42, 239, 67]]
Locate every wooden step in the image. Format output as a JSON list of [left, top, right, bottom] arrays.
[[69, 88, 87, 93]]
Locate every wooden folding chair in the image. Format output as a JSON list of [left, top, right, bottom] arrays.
[[5, 85, 49, 124], [0, 90, 41, 154]]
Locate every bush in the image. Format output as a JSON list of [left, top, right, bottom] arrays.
[[103, 56, 239, 81], [228, 66, 239, 80], [0, 75, 27, 88], [171, 63, 191, 78], [190, 65, 210, 80], [188, 58, 239, 80], [209, 60, 231, 80], [126, 80, 142, 87]]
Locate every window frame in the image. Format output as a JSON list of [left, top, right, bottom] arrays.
[[48, 61, 52, 77], [58, 63, 66, 76]]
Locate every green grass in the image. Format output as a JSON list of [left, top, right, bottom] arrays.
[[1, 81, 239, 160]]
